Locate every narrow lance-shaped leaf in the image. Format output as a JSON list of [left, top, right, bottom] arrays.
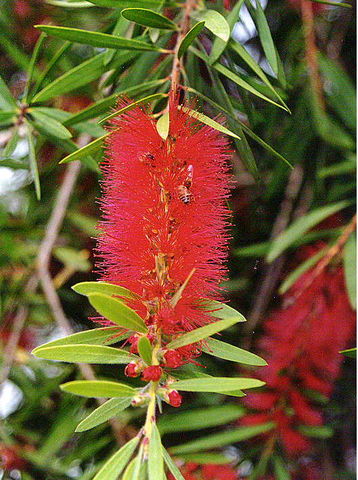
[[340, 347, 357, 358], [32, 344, 137, 364], [0, 75, 17, 109], [35, 25, 166, 52], [72, 281, 139, 299], [61, 380, 136, 398], [181, 107, 240, 139], [33, 327, 129, 349], [148, 424, 164, 480], [203, 338, 267, 366], [267, 201, 350, 262], [252, 0, 278, 75], [121, 8, 177, 30], [29, 109, 72, 139], [59, 134, 108, 164], [26, 122, 41, 200], [344, 232, 356, 309], [99, 93, 167, 124], [162, 448, 186, 480], [93, 436, 140, 480], [178, 22, 205, 59], [173, 376, 265, 393], [24, 32, 47, 102], [137, 336, 153, 365], [88, 293, 148, 333], [76, 397, 132, 432]]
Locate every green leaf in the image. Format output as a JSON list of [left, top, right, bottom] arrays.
[[170, 423, 275, 454], [266, 201, 350, 262], [344, 233, 356, 309], [100, 93, 167, 124], [93, 436, 139, 480], [148, 424, 164, 480], [178, 22, 205, 59], [162, 448, 185, 480], [179, 453, 231, 464], [340, 347, 357, 358], [191, 47, 287, 110], [76, 397, 132, 432], [181, 107, 240, 139], [59, 134, 107, 164], [88, 293, 148, 333], [32, 344, 137, 364], [209, 0, 245, 63], [229, 40, 289, 111], [156, 111, 169, 140], [24, 33, 47, 102], [0, 158, 27, 169], [137, 336, 153, 365], [72, 281, 138, 300], [173, 376, 265, 393], [158, 405, 244, 434], [273, 456, 291, 480], [36, 25, 165, 52], [54, 247, 90, 271], [204, 300, 246, 322], [298, 425, 333, 439], [61, 380, 136, 398], [253, 0, 278, 75], [33, 327, 128, 349], [203, 338, 267, 366], [29, 109, 72, 139], [26, 122, 41, 200], [0, 75, 17, 109], [193, 10, 230, 42], [278, 246, 328, 294], [122, 8, 177, 30], [87, 0, 163, 7], [166, 317, 241, 350], [31, 52, 112, 103]]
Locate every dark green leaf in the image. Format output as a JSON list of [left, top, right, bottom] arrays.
[[178, 22, 205, 59], [76, 397, 132, 432], [340, 347, 357, 358], [253, 0, 278, 75], [88, 293, 148, 333], [121, 8, 177, 30], [24, 33, 47, 102], [0, 158, 27, 169], [0, 75, 17, 109], [61, 380, 136, 398], [170, 423, 275, 454], [32, 344, 137, 364], [179, 453, 231, 464], [33, 327, 128, 349], [203, 338, 267, 366], [158, 405, 244, 434], [100, 93, 167, 124], [36, 25, 166, 52], [26, 122, 41, 200], [298, 425, 333, 438], [93, 436, 139, 480], [273, 456, 291, 480], [148, 424, 164, 480], [173, 376, 265, 393], [137, 336, 153, 365]]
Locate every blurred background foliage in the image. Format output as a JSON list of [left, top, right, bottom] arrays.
[[0, 0, 356, 479]]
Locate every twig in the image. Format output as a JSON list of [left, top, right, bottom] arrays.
[[243, 166, 304, 346]]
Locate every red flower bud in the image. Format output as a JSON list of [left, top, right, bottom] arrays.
[[124, 361, 141, 378], [163, 349, 184, 368], [128, 335, 139, 354], [167, 390, 182, 408], [141, 365, 163, 382]]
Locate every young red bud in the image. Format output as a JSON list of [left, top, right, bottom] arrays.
[[128, 335, 139, 354], [141, 365, 163, 382], [163, 349, 184, 368], [167, 390, 182, 408], [124, 361, 142, 378]]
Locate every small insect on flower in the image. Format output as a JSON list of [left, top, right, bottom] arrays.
[[178, 164, 194, 204]]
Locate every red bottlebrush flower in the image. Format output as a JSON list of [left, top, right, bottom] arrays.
[[163, 349, 184, 368], [242, 243, 355, 456], [167, 390, 182, 408], [124, 361, 142, 378], [97, 95, 231, 360], [0, 445, 27, 471], [141, 365, 163, 382]]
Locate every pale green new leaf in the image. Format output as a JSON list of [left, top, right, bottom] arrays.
[[88, 293, 148, 333], [156, 111, 169, 140], [181, 107, 240, 139], [32, 344, 137, 364], [59, 134, 108, 164], [266, 201, 350, 262], [203, 338, 267, 366], [76, 397, 132, 432], [193, 10, 230, 42], [344, 233, 356, 309], [148, 424, 164, 480], [33, 327, 129, 349], [173, 376, 265, 393], [93, 436, 139, 480], [72, 281, 138, 300], [138, 336, 153, 365], [61, 380, 136, 398]]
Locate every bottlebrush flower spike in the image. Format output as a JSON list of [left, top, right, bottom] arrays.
[[96, 95, 231, 360], [242, 243, 356, 455]]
